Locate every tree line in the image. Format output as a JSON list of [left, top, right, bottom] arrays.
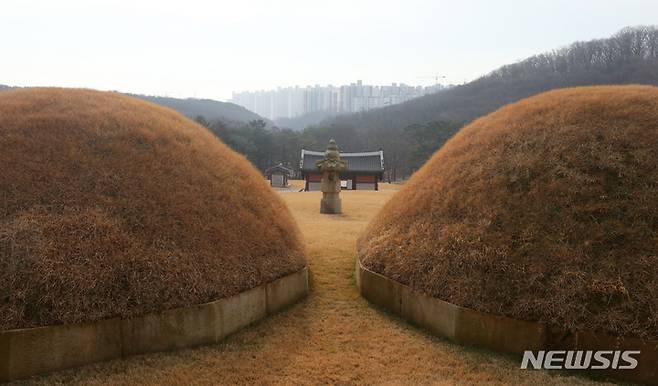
[[195, 117, 460, 181]]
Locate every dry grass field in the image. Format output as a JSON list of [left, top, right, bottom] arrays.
[[19, 185, 611, 385]]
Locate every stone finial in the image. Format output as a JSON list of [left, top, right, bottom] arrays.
[[325, 139, 339, 159], [316, 139, 347, 174]]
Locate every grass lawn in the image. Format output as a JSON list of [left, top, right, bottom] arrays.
[[19, 184, 611, 385]]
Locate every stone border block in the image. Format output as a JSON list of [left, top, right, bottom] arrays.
[[220, 285, 267, 337], [266, 267, 309, 314], [0, 266, 308, 382], [355, 257, 657, 385], [0, 319, 122, 381], [121, 301, 223, 357], [400, 285, 458, 340]]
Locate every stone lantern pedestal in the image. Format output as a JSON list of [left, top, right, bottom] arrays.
[[316, 139, 347, 215], [320, 171, 342, 214]]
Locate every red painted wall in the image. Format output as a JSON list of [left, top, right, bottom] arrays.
[[355, 174, 376, 183], [307, 173, 322, 182]]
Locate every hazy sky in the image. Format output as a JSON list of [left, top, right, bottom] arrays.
[[2, 0, 657, 101]]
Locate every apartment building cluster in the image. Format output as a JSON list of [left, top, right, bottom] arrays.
[[231, 80, 446, 121]]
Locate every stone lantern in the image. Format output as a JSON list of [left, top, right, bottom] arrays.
[[316, 139, 347, 214]]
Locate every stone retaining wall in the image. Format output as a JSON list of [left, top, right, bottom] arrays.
[[0, 267, 308, 382], [355, 258, 657, 385]]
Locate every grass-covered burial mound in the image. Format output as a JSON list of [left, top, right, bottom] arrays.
[[358, 86, 658, 339], [0, 88, 305, 330]]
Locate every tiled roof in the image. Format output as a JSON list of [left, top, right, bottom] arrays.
[[265, 163, 294, 176], [300, 149, 384, 173]]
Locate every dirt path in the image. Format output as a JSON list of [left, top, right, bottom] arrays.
[[25, 187, 609, 385]]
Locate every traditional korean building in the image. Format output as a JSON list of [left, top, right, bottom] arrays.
[[265, 163, 294, 187], [300, 149, 384, 191]]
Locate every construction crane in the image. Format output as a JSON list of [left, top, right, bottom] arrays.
[[416, 75, 447, 86]]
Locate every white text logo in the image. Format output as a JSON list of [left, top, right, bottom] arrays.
[[521, 350, 640, 370]]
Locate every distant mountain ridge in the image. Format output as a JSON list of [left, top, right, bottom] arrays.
[[0, 86, 268, 126], [130, 94, 270, 126], [322, 26, 658, 132]]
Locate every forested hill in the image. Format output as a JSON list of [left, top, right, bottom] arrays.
[[309, 26, 658, 178], [325, 26, 658, 130], [329, 52, 658, 130], [132, 94, 269, 126], [274, 110, 336, 131]]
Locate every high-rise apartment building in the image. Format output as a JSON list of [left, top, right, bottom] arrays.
[[231, 81, 446, 121]]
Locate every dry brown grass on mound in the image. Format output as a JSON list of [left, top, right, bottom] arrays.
[[0, 88, 305, 330], [358, 85, 658, 340]]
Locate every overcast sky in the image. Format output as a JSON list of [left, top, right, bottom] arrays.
[[2, 0, 656, 101]]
